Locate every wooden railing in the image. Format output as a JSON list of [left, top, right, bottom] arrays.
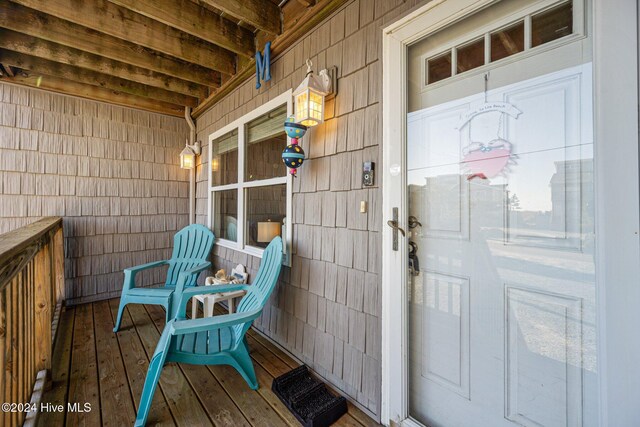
[[0, 217, 64, 426]]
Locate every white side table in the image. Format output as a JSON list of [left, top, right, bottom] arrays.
[[191, 284, 246, 318]]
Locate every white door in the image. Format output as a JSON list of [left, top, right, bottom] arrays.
[[383, 1, 606, 426]]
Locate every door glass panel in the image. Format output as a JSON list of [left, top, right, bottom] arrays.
[[406, 2, 594, 427], [532, 2, 573, 47], [427, 52, 452, 85], [491, 21, 525, 62], [456, 38, 485, 73]]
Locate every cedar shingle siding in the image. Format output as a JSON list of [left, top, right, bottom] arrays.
[[0, 83, 191, 304], [195, 0, 426, 420]]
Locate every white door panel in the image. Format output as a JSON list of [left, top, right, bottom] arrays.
[[406, 60, 595, 427]]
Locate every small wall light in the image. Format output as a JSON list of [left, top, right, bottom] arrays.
[[293, 59, 336, 127], [180, 140, 201, 169]]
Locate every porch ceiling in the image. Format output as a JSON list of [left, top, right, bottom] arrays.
[[0, 0, 348, 117]]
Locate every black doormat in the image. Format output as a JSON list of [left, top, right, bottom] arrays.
[[272, 365, 348, 427]]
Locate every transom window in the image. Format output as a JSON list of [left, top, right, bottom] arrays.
[[426, 1, 575, 85], [208, 91, 293, 264]]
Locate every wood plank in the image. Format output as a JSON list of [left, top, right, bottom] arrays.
[[200, 0, 281, 35], [144, 304, 289, 427], [126, 304, 213, 426], [37, 306, 75, 427], [109, 0, 254, 57], [17, 270, 24, 425], [66, 303, 101, 427], [33, 245, 51, 375], [107, 299, 176, 426], [143, 305, 252, 427], [192, 0, 348, 118], [11, 278, 18, 426], [2, 63, 14, 76], [247, 329, 379, 427], [53, 228, 64, 305], [0, 50, 199, 107], [4, 285, 12, 427], [245, 334, 364, 427], [9, 0, 237, 75], [0, 290, 5, 405], [0, 29, 208, 99], [93, 301, 136, 427], [0, 217, 61, 288], [0, 1, 220, 88], [1, 73, 185, 117]]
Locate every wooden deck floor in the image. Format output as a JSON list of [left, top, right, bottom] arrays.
[[38, 299, 380, 427]]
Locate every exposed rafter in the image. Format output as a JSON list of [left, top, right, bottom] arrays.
[[0, 72, 185, 116], [0, 0, 350, 117], [0, 2, 221, 88], [193, 0, 346, 117], [0, 29, 209, 99], [1, 63, 14, 77], [200, 0, 282, 35], [0, 50, 198, 107], [109, 0, 256, 58], [9, 0, 237, 75]]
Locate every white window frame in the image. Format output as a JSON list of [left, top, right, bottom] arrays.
[[207, 90, 293, 265]]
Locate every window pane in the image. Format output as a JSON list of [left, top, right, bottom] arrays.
[[245, 184, 286, 248], [532, 2, 573, 48], [246, 104, 288, 181], [491, 21, 525, 62], [456, 38, 484, 73], [426, 52, 452, 85], [213, 189, 238, 242], [211, 129, 238, 186]]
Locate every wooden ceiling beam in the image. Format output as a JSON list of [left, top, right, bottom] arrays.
[[9, 0, 237, 75], [0, 50, 198, 107], [1, 64, 14, 77], [0, 2, 220, 88], [200, 0, 281, 35], [0, 29, 209, 99], [193, 0, 346, 118], [109, 0, 255, 58], [0, 72, 185, 116]]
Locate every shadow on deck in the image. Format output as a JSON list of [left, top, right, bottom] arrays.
[[38, 298, 379, 427]]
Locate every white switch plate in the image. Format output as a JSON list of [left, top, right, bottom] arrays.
[[360, 201, 367, 213]]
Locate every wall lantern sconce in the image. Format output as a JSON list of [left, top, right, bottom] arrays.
[[293, 59, 337, 127], [180, 140, 201, 169]]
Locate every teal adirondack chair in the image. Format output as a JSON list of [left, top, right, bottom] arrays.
[[134, 237, 283, 427], [113, 224, 215, 333]]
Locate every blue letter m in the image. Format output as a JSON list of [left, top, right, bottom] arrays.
[[255, 42, 271, 89]]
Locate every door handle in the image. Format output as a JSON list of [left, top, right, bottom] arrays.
[[408, 216, 422, 229], [388, 208, 405, 251], [387, 220, 406, 237]]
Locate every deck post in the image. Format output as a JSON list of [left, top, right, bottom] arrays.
[[33, 243, 52, 379]]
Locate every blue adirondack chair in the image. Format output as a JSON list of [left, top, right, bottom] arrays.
[[134, 237, 283, 427], [113, 224, 215, 333]]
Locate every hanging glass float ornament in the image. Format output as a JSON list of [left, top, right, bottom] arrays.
[[282, 115, 307, 176]]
